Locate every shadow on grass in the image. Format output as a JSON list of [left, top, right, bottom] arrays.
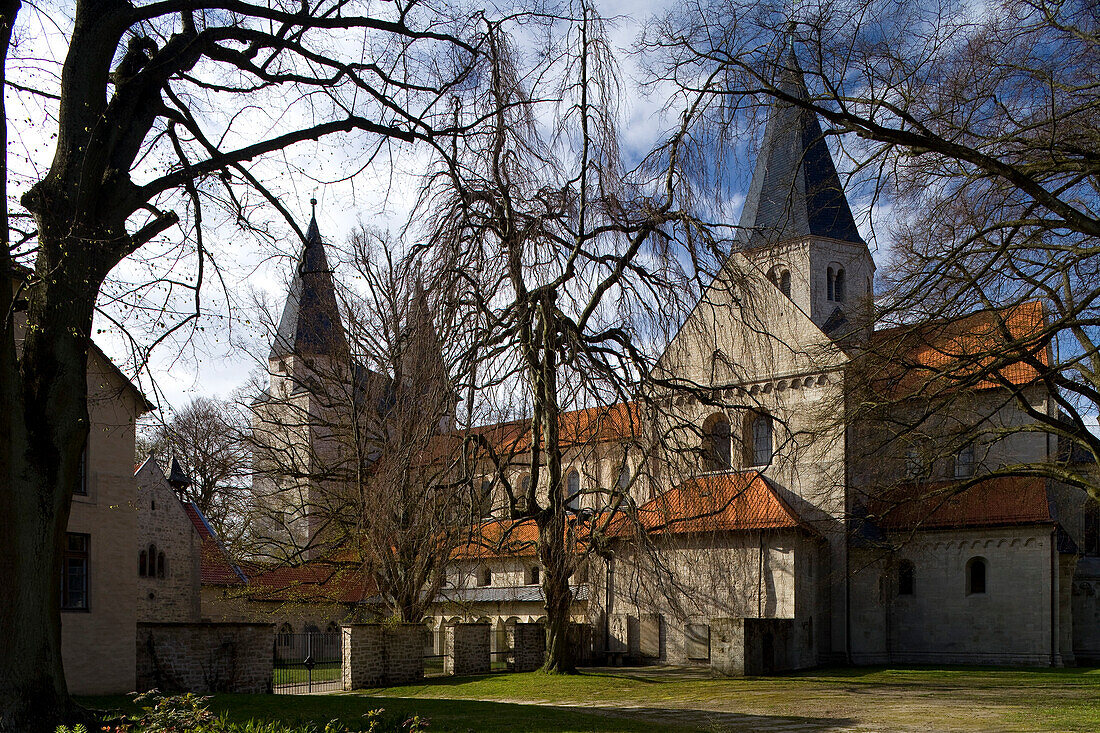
[[80, 693, 859, 733]]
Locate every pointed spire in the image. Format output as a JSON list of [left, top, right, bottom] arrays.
[[167, 456, 191, 493], [270, 200, 349, 361], [735, 37, 862, 248]]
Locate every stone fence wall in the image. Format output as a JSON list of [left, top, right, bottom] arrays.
[[513, 622, 545, 672], [445, 623, 490, 676], [136, 622, 273, 694], [711, 618, 795, 676], [342, 623, 425, 689]]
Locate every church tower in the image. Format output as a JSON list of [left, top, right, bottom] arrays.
[[738, 44, 875, 340], [253, 201, 351, 560]]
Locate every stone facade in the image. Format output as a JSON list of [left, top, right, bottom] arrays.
[[711, 618, 798, 676], [342, 623, 425, 689], [136, 622, 274, 693], [445, 623, 490, 675], [512, 622, 545, 672], [61, 348, 152, 695], [135, 458, 202, 623]]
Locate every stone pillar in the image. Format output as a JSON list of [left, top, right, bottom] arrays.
[[384, 624, 426, 685], [512, 622, 545, 672], [342, 624, 384, 690], [445, 623, 491, 676], [710, 618, 747, 676]]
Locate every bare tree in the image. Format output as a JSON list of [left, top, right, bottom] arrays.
[[138, 396, 252, 553], [643, 0, 1100, 499], [248, 224, 470, 624], [0, 1, 484, 728]]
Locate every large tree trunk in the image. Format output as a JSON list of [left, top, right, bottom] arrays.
[[1, 257, 97, 730], [539, 515, 575, 673]]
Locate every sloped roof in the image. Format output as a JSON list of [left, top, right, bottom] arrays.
[[452, 519, 542, 559], [474, 401, 640, 455], [617, 471, 812, 537], [246, 561, 376, 604], [270, 211, 348, 360], [866, 301, 1048, 397], [868, 476, 1054, 530], [736, 46, 862, 248], [182, 502, 248, 585]]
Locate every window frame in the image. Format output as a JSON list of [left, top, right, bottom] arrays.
[[566, 469, 581, 511], [746, 412, 773, 467], [966, 557, 987, 595], [954, 444, 976, 478], [61, 532, 90, 611]]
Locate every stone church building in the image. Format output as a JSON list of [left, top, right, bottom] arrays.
[[249, 51, 1100, 671]]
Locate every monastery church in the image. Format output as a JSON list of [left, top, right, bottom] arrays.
[[244, 50, 1100, 671]]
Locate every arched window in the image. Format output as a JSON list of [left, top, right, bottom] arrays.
[[617, 457, 631, 493], [277, 622, 294, 647], [898, 560, 915, 596], [156, 552, 166, 579], [966, 557, 987, 594], [478, 478, 493, 518], [780, 270, 791, 298], [527, 566, 541, 585], [139, 550, 147, 577], [304, 622, 321, 636], [566, 469, 581, 511], [834, 269, 845, 301], [703, 413, 732, 471], [827, 267, 835, 301], [746, 412, 773, 467], [954, 444, 975, 478], [904, 449, 922, 479]]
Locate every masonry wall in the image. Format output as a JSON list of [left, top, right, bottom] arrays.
[[850, 527, 1060, 666], [342, 624, 424, 689], [62, 351, 144, 695], [136, 622, 273, 693], [512, 623, 545, 672], [445, 623, 490, 675], [136, 462, 202, 622]]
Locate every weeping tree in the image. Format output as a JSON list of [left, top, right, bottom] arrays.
[[417, 1, 719, 672], [0, 1, 486, 728]]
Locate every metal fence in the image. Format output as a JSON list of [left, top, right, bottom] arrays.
[[490, 649, 513, 672], [273, 631, 342, 694]]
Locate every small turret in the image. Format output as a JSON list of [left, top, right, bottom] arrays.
[[167, 456, 191, 496]]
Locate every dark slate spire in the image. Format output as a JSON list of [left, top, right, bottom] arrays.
[[736, 43, 863, 248], [167, 456, 191, 492], [270, 199, 348, 360]]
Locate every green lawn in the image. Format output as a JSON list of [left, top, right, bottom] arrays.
[[273, 661, 342, 685], [81, 665, 1100, 732]]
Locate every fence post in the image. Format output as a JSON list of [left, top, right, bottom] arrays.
[[512, 623, 546, 672]]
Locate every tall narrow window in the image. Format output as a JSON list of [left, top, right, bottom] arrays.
[[139, 550, 148, 577], [62, 533, 89, 610], [478, 567, 492, 587], [704, 414, 731, 471], [779, 270, 791, 298], [954, 444, 975, 478], [966, 557, 987, 594], [156, 552, 166, 579], [566, 470, 581, 511], [834, 269, 846, 301], [75, 445, 88, 496], [617, 456, 631, 493], [898, 560, 915, 596], [827, 267, 835, 301], [478, 479, 493, 518], [747, 413, 773, 467], [904, 449, 922, 479]]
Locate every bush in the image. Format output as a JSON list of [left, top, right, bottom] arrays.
[[70, 692, 429, 733]]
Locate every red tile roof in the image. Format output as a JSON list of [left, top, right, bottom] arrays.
[[868, 476, 1054, 530], [182, 502, 247, 585], [868, 301, 1049, 397], [614, 471, 811, 537], [246, 561, 376, 604], [452, 519, 542, 559], [473, 402, 640, 455]]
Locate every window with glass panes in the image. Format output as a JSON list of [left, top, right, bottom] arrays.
[[62, 532, 89, 610]]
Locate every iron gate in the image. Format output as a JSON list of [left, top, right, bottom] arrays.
[[272, 631, 341, 694]]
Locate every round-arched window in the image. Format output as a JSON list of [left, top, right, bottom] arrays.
[[966, 557, 987, 595], [566, 470, 581, 511], [703, 413, 732, 471]]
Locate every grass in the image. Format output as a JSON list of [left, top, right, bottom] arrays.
[[81, 665, 1100, 732], [273, 662, 342, 686]]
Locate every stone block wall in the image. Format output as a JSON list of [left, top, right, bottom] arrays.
[[136, 622, 273, 693], [513, 623, 545, 672], [710, 618, 796, 676], [342, 624, 425, 690], [445, 623, 490, 676], [136, 460, 202, 623]]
